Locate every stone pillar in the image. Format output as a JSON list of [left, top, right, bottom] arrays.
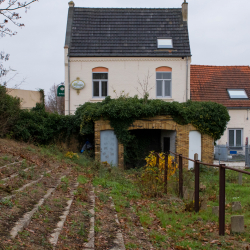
[[231, 216, 244, 233]]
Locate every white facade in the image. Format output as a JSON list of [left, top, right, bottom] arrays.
[[217, 109, 250, 147], [64, 48, 191, 114]]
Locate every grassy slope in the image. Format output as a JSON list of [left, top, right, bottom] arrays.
[[1, 138, 250, 249]]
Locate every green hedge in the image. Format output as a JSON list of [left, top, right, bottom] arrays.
[[13, 104, 81, 144], [0, 86, 21, 137], [0, 86, 81, 145]]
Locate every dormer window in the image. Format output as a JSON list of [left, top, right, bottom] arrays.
[[157, 38, 173, 49], [227, 89, 248, 99]]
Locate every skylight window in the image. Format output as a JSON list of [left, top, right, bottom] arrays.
[[157, 39, 173, 49], [227, 89, 248, 99]]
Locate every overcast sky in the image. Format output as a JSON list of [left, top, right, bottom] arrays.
[[1, 0, 249, 95]]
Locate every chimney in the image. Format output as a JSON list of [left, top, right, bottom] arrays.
[[182, 0, 188, 22], [68, 1, 75, 7]]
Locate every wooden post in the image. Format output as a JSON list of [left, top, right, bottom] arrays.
[[179, 154, 183, 198], [164, 152, 169, 194], [194, 154, 200, 212], [156, 153, 159, 168], [219, 164, 226, 236], [238, 173, 243, 185]]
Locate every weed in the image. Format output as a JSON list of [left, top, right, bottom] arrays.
[[0, 198, 14, 208], [44, 205, 51, 212], [44, 217, 49, 223], [82, 210, 93, 218], [98, 192, 109, 203], [18, 169, 27, 179], [26, 146, 36, 152], [2, 156, 9, 161], [125, 242, 139, 248], [19, 230, 30, 237], [43, 172, 51, 177], [94, 225, 100, 233], [77, 175, 88, 184], [78, 223, 86, 236], [138, 212, 153, 228], [21, 160, 27, 168], [60, 176, 69, 192]]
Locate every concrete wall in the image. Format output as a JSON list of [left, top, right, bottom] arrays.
[[64, 48, 191, 114], [7, 88, 42, 110], [217, 109, 250, 146]]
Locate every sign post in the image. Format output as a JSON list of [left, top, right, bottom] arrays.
[[57, 85, 65, 97]]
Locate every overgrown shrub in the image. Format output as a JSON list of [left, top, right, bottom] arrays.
[[0, 87, 81, 146], [75, 96, 230, 164], [137, 151, 177, 197], [0, 86, 21, 137], [13, 103, 81, 145]]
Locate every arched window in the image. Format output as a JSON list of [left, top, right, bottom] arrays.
[[92, 67, 108, 98], [156, 67, 172, 98]]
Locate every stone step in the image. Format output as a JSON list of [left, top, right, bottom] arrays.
[[9, 175, 66, 239]]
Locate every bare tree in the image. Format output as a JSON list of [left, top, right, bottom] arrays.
[[45, 83, 65, 115], [0, 1, 38, 86], [135, 70, 154, 103], [0, 0, 38, 37], [0, 51, 9, 79]]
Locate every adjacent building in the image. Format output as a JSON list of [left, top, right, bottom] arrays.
[[190, 65, 250, 149], [7, 88, 43, 110]]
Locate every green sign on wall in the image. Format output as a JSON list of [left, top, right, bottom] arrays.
[[57, 85, 65, 97]]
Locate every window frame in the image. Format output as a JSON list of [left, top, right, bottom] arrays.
[[227, 89, 248, 99], [157, 38, 173, 49], [92, 72, 108, 98], [228, 128, 243, 148], [156, 71, 172, 98]]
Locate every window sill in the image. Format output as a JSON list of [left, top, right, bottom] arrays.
[[157, 98, 174, 102], [229, 147, 243, 150], [89, 98, 105, 102]]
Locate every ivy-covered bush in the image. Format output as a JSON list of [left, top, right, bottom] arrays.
[[75, 96, 230, 165]]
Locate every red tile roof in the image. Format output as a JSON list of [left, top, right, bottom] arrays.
[[190, 65, 250, 108]]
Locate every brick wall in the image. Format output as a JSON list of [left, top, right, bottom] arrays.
[[95, 115, 214, 169]]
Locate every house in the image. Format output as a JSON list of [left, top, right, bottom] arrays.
[[190, 65, 250, 149], [64, 1, 215, 168], [7, 88, 43, 110], [64, 1, 191, 115]]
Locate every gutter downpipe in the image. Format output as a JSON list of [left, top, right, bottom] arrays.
[[186, 56, 189, 101], [68, 55, 70, 115]]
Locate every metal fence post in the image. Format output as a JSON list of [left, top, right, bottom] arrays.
[[179, 154, 183, 198], [194, 158, 200, 212], [164, 152, 169, 194], [219, 164, 226, 236]]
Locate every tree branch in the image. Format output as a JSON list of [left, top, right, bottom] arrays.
[[0, 0, 38, 11]]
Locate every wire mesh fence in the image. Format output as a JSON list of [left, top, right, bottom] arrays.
[[214, 145, 250, 167]]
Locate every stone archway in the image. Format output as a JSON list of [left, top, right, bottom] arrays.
[[95, 115, 214, 169]]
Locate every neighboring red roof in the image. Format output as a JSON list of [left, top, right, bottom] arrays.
[[190, 65, 250, 108]]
